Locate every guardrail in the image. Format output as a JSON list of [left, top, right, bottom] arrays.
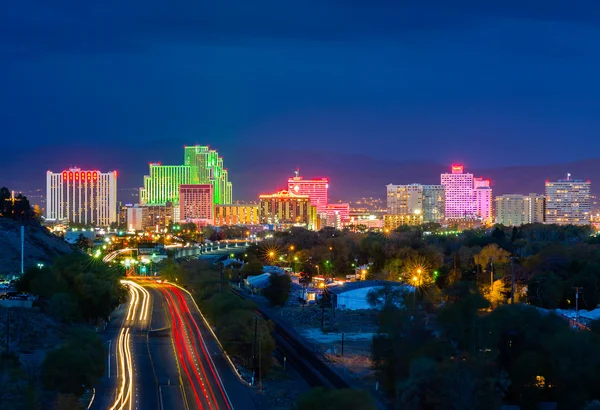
[[229, 287, 350, 389], [174, 242, 251, 259]]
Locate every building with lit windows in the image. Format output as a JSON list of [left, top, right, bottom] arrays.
[[184, 146, 232, 204], [287, 170, 328, 214], [140, 164, 190, 205], [422, 185, 445, 223], [525, 194, 545, 224], [473, 178, 492, 223], [141, 203, 176, 231], [325, 203, 350, 222], [140, 145, 232, 206], [386, 184, 445, 223], [46, 168, 117, 226], [259, 190, 316, 228], [214, 204, 259, 226], [441, 165, 492, 222], [545, 176, 591, 225], [179, 184, 214, 227], [383, 213, 423, 230], [441, 165, 474, 219], [496, 193, 545, 226], [386, 184, 423, 215]]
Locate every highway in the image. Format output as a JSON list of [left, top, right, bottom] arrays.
[[154, 283, 254, 410], [93, 277, 255, 410]]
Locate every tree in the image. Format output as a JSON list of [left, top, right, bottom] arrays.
[[41, 328, 106, 396], [241, 261, 264, 279], [295, 388, 376, 410], [366, 284, 408, 309], [484, 279, 509, 308], [263, 274, 292, 306]]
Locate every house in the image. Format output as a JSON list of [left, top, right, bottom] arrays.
[[327, 280, 413, 310]]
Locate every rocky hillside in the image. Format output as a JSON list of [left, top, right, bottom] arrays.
[[0, 218, 73, 275]]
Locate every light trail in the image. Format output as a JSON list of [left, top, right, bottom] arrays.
[[108, 281, 148, 410], [159, 284, 233, 410], [173, 288, 231, 410]]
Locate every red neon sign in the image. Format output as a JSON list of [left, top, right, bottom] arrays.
[[87, 171, 92, 181], [93, 171, 98, 180], [451, 164, 464, 174], [62, 171, 67, 181], [69, 172, 73, 180]]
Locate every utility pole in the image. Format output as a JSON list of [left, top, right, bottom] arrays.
[[219, 266, 224, 293], [573, 287, 583, 322], [5, 308, 10, 353], [253, 316, 258, 384]]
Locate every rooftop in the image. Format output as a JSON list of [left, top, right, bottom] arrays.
[[328, 280, 411, 294]]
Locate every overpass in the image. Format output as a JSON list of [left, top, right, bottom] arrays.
[[174, 241, 252, 259]]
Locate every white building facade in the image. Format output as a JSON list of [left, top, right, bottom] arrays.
[[496, 193, 546, 226], [545, 177, 591, 225], [46, 168, 118, 226]]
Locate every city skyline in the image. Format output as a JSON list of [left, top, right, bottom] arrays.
[[4, 2, 600, 199]]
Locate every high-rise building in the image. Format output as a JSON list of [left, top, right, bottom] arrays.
[[496, 193, 546, 226], [184, 146, 232, 204], [140, 164, 190, 205], [524, 193, 545, 224], [214, 204, 260, 226], [473, 178, 493, 223], [126, 206, 144, 231], [496, 195, 526, 226], [141, 203, 176, 231], [386, 184, 423, 215], [386, 184, 445, 223], [422, 185, 445, 223], [46, 168, 117, 226], [545, 176, 591, 225], [179, 184, 214, 227], [441, 165, 492, 222], [287, 170, 328, 214], [441, 165, 474, 219], [259, 190, 316, 227], [140, 145, 232, 206]]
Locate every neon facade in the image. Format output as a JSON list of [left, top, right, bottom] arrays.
[[287, 170, 328, 214], [46, 168, 117, 226], [184, 146, 232, 204], [140, 164, 190, 205], [139, 145, 233, 206]]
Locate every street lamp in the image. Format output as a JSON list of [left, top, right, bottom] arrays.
[[37, 263, 44, 270]]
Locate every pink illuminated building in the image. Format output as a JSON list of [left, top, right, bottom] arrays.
[[473, 178, 493, 223], [325, 203, 350, 222], [179, 184, 214, 227], [441, 165, 492, 222], [287, 169, 329, 214]]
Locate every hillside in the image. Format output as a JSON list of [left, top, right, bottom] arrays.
[[0, 218, 73, 276]]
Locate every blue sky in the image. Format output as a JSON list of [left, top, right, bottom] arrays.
[[2, 1, 600, 198]]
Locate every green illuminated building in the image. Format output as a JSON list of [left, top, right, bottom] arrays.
[[140, 146, 232, 206], [184, 146, 232, 204]]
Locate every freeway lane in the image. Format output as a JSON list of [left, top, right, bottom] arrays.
[[157, 283, 258, 410], [159, 285, 232, 410]]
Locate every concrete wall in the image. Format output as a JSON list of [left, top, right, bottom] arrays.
[[336, 286, 384, 310]]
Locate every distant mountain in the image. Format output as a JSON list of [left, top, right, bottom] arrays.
[[225, 150, 600, 201], [3, 142, 599, 204]]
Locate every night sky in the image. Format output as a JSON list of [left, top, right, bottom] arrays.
[[2, 1, 600, 201]]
